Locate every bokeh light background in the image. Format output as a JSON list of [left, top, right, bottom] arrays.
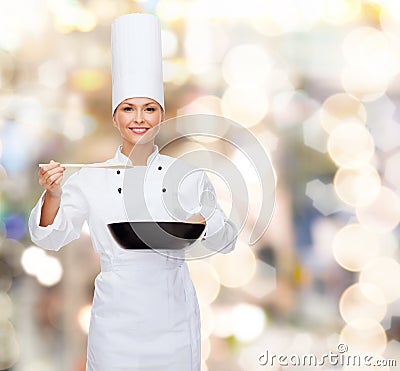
[[1, 0, 400, 370]]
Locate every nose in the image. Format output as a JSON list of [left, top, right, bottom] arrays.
[[134, 110, 144, 124]]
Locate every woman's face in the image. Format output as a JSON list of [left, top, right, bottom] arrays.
[[113, 97, 164, 146]]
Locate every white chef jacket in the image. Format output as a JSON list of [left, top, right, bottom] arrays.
[[29, 145, 237, 371]]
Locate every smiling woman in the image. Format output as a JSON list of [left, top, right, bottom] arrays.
[[28, 12, 237, 371], [112, 97, 164, 165]]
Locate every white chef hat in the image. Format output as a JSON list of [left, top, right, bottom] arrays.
[[111, 13, 164, 114]]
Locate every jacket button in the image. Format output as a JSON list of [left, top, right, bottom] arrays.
[[117, 170, 120, 174], [118, 188, 122, 194], [162, 188, 166, 192], [158, 166, 162, 170]]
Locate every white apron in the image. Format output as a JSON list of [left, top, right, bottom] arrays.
[[87, 254, 200, 370], [28, 146, 237, 371]]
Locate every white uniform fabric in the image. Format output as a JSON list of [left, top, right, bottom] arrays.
[[29, 146, 237, 371], [112, 14, 164, 114]]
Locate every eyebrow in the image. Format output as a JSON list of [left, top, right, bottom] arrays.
[[122, 102, 157, 107]]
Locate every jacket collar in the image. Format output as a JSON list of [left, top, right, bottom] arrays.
[[113, 145, 160, 167]]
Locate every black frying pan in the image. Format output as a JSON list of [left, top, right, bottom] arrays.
[[107, 221, 205, 249]]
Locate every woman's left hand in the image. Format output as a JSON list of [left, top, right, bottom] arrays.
[[185, 214, 206, 225]]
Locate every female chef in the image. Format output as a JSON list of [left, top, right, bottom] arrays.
[[29, 13, 237, 371]]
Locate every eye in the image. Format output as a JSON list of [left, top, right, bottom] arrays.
[[123, 106, 133, 112], [145, 107, 156, 112]]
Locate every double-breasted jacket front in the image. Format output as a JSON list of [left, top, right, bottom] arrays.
[[29, 145, 237, 371]]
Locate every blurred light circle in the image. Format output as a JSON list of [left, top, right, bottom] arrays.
[[343, 27, 398, 77], [53, 6, 96, 33], [222, 44, 272, 86], [189, 0, 277, 19], [212, 306, 234, 338], [370, 115, 400, 156], [0, 145, 5, 170], [10, 96, 44, 130], [38, 60, 67, 89], [0, 291, 13, 322], [156, 0, 187, 21], [339, 283, 386, 324], [201, 337, 211, 361], [0, 0, 47, 49], [322, 0, 361, 25], [211, 241, 256, 288], [177, 95, 222, 116], [303, 111, 330, 153], [305, 179, 344, 216], [21, 246, 63, 286], [340, 319, 386, 354], [201, 361, 208, 371], [192, 65, 224, 90], [359, 257, 400, 304], [0, 261, 13, 292], [36, 256, 63, 287], [161, 29, 178, 58], [376, 232, 398, 258], [232, 303, 266, 342], [200, 304, 214, 340], [0, 118, 32, 173], [256, 129, 279, 153], [76, 9, 97, 32], [70, 69, 108, 92], [0, 50, 16, 89], [187, 261, 220, 305], [22, 360, 54, 371], [341, 65, 390, 102], [0, 321, 19, 369], [272, 91, 315, 129], [252, 17, 289, 37], [327, 122, 375, 168], [3, 214, 27, 240], [1, 239, 24, 276], [356, 186, 400, 233], [380, 1, 400, 40], [333, 224, 379, 272], [384, 151, 400, 189], [333, 165, 381, 207], [21, 246, 46, 276], [0, 225, 5, 246], [242, 259, 277, 299], [289, 333, 314, 355], [54, 19, 74, 34], [162, 59, 189, 85], [221, 85, 269, 127], [78, 304, 92, 334], [320, 93, 367, 133], [183, 20, 218, 75], [251, 0, 306, 36]]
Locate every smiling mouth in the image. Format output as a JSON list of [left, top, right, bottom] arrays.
[[129, 127, 150, 134]]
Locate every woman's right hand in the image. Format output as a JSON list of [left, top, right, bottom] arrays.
[[38, 160, 66, 198]]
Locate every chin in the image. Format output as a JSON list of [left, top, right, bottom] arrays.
[[129, 135, 156, 146]]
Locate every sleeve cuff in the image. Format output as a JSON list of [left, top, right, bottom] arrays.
[[203, 207, 226, 238], [28, 192, 65, 241]]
